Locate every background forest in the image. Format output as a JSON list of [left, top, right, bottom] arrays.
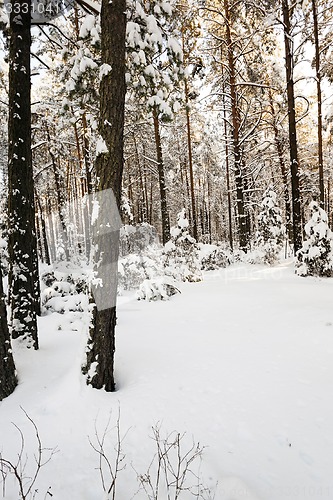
[[1, 0, 333, 264], [1, 1, 333, 498]]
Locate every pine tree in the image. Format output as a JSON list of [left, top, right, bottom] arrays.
[[296, 201, 333, 277], [8, 0, 40, 348], [256, 186, 285, 264], [282, 0, 302, 252], [164, 208, 202, 282], [82, 0, 126, 392], [126, 0, 184, 244]]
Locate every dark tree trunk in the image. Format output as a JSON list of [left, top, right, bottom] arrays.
[[311, 0, 324, 207], [36, 193, 51, 266], [224, 0, 249, 252], [152, 106, 170, 245], [46, 125, 69, 260], [82, 0, 126, 392], [282, 0, 302, 252], [82, 113, 93, 195], [184, 79, 198, 241], [8, 0, 40, 348], [225, 130, 234, 252], [0, 265, 17, 401], [268, 87, 292, 242], [222, 78, 234, 251]]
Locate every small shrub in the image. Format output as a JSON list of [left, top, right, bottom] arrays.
[[255, 186, 285, 264], [200, 245, 232, 271], [136, 278, 180, 301], [164, 209, 202, 283], [296, 201, 333, 277]]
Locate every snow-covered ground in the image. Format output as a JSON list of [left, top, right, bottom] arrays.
[[1, 260, 333, 499]]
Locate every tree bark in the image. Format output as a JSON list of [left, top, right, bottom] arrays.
[[46, 126, 69, 260], [224, 0, 249, 252], [268, 87, 292, 242], [184, 80, 198, 241], [222, 77, 234, 251], [0, 265, 17, 401], [282, 0, 302, 252], [311, 0, 324, 207], [36, 192, 51, 265], [8, 0, 40, 348], [82, 0, 126, 392], [152, 106, 170, 245]]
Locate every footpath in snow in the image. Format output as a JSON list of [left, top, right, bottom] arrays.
[[1, 261, 333, 500]]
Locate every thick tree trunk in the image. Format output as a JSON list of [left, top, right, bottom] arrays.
[[82, 0, 126, 392], [224, 0, 249, 252], [0, 265, 17, 401], [311, 0, 324, 207], [282, 0, 302, 252], [152, 106, 170, 245], [8, 0, 40, 348]]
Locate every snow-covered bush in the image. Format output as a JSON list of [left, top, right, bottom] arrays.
[[40, 264, 89, 314], [164, 209, 202, 282], [119, 223, 158, 257], [255, 186, 285, 264], [136, 278, 180, 301], [118, 248, 162, 291], [199, 244, 232, 271], [296, 201, 333, 277]]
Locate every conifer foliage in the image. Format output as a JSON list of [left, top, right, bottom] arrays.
[[296, 201, 333, 277], [255, 187, 285, 264], [164, 209, 202, 282]]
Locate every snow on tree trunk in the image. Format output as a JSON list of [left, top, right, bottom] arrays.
[[8, 3, 40, 348], [296, 201, 333, 277], [0, 265, 17, 401], [82, 0, 126, 392]]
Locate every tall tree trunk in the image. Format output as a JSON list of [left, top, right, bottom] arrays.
[[268, 87, 292, 242], [311, 0, 324, 207], [0, 264, 17, 401], [8, 0, 40, 348], [282, 0, 302, 252], [36, 192, 51, 265], [81, 113, 93, 195], [82, 0, 126, 392], [224, 0, 249, 252], [225, 138, 234, 252], [222, 78, 234, 251], [152, 106, 170, 244], [184, 80, 198, 241]]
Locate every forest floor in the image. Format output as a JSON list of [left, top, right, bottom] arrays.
[[1, 260, 333, 500]]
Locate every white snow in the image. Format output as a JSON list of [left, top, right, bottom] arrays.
[[99, 63, 112, 81], [79, 14, 96, 39], [95, 136, 109, 156], [1, 261, 333, 499]]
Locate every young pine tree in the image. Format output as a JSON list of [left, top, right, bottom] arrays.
[[164, 208, 202, 282], [256, 186, 285, 264], [296, 201, 333, 277]]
